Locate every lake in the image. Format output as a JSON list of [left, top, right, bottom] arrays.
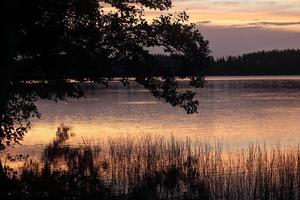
[[6, 76, 300, 155]]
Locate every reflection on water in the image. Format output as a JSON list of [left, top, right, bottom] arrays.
[[6, 76, 300, 155]]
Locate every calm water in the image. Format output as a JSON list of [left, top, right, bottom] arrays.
[[7, 76, 300, 154]]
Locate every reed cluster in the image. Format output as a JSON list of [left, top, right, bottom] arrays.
[[2, 132, 300, 200]]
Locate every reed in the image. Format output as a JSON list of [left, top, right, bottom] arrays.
[[2, 133, 300, 199]]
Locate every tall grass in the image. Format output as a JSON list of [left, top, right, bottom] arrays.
[[2, 128, 300, 199], [97, 137, 300, 200]]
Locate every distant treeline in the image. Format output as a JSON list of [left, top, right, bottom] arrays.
[[13, 49, 300, 79], [145, 49, 300, 76], [207, 49, 300, 76]]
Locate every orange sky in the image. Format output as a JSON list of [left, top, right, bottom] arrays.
[[103, 1, 300, 56], [145, 0, 300, 32], [146, 0, 300, 56]]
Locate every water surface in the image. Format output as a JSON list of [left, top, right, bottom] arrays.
[[7, 76, 300, 154]]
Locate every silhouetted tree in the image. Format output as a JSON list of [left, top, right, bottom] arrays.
[[0, 0, 210, 150]]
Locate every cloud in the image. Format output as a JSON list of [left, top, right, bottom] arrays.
[[248, 21, 300, 26], [197, 20, 211, 24]]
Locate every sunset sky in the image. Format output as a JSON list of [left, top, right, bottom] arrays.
[[148, 0, 300, 57]]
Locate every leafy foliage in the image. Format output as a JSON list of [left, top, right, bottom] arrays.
[[0, 0, 210, 149], [0, 81, 84, 150]]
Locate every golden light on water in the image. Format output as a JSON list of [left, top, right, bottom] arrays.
[[4, 77, 300, 156]]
